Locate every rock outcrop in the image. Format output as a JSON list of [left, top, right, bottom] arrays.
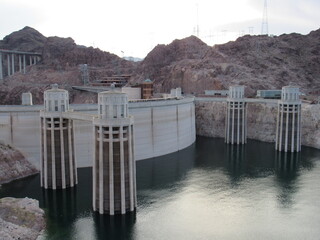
[[0, 197, 45, 240], [0, 143, 38, 185]]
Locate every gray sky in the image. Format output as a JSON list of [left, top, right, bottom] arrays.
[[0, 0, 319, 58]]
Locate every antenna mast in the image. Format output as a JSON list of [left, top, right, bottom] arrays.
[[261, 0, 269, 35]]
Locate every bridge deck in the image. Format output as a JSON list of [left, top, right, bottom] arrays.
[[0, 49, 42, 56]]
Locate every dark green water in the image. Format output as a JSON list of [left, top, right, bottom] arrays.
[[1, 137, 320, 240]]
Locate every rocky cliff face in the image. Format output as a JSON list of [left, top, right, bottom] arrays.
[[195, 100, 320, 149], [246, 103, 278, 142], [0, 143, 38, 185], [195, 100, 227, 138], [0, 197, 45, 240], [301, 104, 320, 148]]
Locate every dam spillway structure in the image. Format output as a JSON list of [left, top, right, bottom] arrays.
[[40, 84, 77, 189], [93, 90, 136, 215], [275, 86, 301, 152], [225, 85, 247, 144]]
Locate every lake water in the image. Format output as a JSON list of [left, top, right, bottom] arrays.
[[1, 137, 320, 240]]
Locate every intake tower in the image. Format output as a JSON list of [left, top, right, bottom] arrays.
[[40, 84, 77, 189], [275, 86, 301, 152], [93, 90, 136, 215]]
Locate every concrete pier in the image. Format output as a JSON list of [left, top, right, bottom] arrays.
[[93, 90, 136, 215], [23, 55, 26, 74], [11, 54, 15, 74], [40, 84, 77, 189], [19, 55, 22, 72], [225, 86, 247, 144], [7, 54, 10, 76], [275, 86, 301, 152]]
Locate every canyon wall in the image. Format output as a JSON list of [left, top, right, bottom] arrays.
[[195, 99, 320, 149]]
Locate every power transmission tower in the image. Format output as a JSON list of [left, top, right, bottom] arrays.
[[80, 64, 89, 85], [261, 0, 269, 35]]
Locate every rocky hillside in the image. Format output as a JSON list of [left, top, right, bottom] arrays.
[[0, 26, 135, 70], [0, 27, 136, 104], [0, 143, 38, 185], [0, 26, 320, 104], [134, 29, 320, 96]]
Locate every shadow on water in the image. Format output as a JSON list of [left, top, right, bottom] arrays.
[[93, 212, 136, 240], [195, 137, 276, 178], [136, 143, 196, 190], [136, 143, 196, 210]]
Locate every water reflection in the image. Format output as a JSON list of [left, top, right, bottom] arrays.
[[275, 151, 300, 177], [93, 212, 136, 240], [226, 144, 246, 181], [42, 188, 78, 239], [274, 151, 300, 208]]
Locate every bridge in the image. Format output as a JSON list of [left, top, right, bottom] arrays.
[[0, 49, 42, 81]]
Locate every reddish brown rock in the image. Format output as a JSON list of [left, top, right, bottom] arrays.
[[1, 26, 320, 104], [132, 29, 320, 96]]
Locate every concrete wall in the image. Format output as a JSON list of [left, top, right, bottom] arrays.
[[0, 98, 196, 169], [195, 98, 320, 149]]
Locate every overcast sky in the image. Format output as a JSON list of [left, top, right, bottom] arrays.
[[1, 0, 319, 58]]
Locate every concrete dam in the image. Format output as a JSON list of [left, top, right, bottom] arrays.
[[0, 97, 196, 169], [1, 86, 320, 172]]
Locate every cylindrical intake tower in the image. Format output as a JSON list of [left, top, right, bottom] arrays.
[[275, 86, 301, 152], [225, 85, 247, 144], [40, 84, 77, 189], [93, 90, 136, 215]]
